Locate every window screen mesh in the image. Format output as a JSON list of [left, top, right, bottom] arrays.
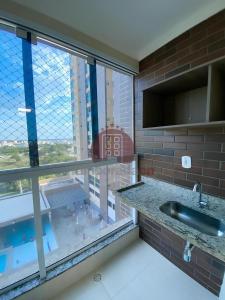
[[0, 29, 29, 169]]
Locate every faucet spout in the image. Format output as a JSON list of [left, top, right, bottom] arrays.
[[193, 183, 199, 192], [183, 241, 194, 263], [193, 182, 208, 209]]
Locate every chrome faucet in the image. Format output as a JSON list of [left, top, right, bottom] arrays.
[[193, 182, 208, 208], [183, 241, 194, 263]]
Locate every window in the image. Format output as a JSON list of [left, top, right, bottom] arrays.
[[0, 22, 134, 291], [89, 187, 94, 194], [38, 166, 133, 267], [32, 40, 91, 164], [0, 29, 29, 170], [0, 179, 40, 288]]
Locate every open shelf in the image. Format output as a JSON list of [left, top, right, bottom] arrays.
[[142, 58, 225, 129], [208, 61, 225, 122]]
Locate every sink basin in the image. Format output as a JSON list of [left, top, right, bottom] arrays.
[[160, 201, 225, 237]]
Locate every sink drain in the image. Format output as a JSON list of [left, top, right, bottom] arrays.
[[93, 273, 102, 282]]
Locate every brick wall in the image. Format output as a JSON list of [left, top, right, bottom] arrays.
[[135, 9, 225, 199], [139, 213, 225, 296]]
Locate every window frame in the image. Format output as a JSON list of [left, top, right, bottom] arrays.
[[0, 20, 136, 294]]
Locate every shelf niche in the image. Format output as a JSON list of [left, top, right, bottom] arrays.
[[143, 58, 225, 129]]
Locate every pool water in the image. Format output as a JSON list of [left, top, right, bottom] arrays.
[[1, 219, 36, 248], [0, 254, 6, 273], [0, 215, 50, 248], [0, 215, 57, 272]]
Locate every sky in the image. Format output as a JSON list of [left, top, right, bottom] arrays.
[[0, 29, 74, 141]]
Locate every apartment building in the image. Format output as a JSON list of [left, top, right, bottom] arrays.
[[70, 56, 133, 223]]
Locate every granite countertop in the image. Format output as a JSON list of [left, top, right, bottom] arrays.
[[116, 177, 225, 263]]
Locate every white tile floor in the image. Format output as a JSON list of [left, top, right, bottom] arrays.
[[55, 239, 218, 300]]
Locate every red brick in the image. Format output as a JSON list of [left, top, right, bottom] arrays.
[[164, 128, 188, 136], [205, 152, 225, 161], [191, 48, 225, 68], [155, 62, 177, 77], [177, 48, 207, 66], [208, 38, 225, 53], [190, 23, 207, 37], [188, 127, 223, 135], [206, 10, 225, 28], [187, 173, 219, 187], [166, 48, 190, 64], [173, 178, 193, 188], [175, 150, 203, 159], [175, 164, 202, 175], [205, 134, 225, 143], [175, 135, 203, 143], [191, 159, 219, 169], [153, 173, 173, 183], [154, 47, 177, 63], [146, 154, 174, 162], [203, 169, 225, 179], [202, 185, 222, 197], [165, 64, 190, 78], [191, 31, 225, 51], [163, 142, 186, 150], [187, 143, 221, 151], [139, 212, 223, 296], [176, 31, 205, 50], [207, 19, 225, 35], [153, 135, 174, 142], [211, 274, 224, 286], [137, 9, 225, 202], [166, 31, 190, 49]]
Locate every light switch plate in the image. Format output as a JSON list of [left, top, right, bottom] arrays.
[[181, 156, 191, 169]]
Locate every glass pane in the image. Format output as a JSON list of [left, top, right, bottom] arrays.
[[0, 28, 29, 170], [32, 40, 90, 164], [38, 165, 133, 267], [96, 64, 133, 138], [96, 64, 134, 218], [96, 64, 133, 162], [0, 179, 39, 289], [107, 162, 134, 221]]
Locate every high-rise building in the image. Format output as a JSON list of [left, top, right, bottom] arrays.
[[70, 57, 133, 223]]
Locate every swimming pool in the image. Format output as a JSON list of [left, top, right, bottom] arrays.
[[0, 215, 57, 272], [0, 215, 52, 248], [0, 254, 6, 273]]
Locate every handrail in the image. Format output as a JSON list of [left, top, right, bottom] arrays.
[[0, 155, 137, 182]]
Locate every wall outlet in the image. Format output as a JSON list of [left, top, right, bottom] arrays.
[[181, 156, 191, 169]]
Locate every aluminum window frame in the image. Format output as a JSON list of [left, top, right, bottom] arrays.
[[0, 20, 137, 294]]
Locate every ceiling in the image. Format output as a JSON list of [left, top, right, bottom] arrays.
[[11, 0, 225, 61]]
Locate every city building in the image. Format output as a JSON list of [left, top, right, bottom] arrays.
[[70, 56, 133, 224]]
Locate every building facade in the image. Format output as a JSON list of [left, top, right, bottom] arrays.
[[70, 57, 133, 223]]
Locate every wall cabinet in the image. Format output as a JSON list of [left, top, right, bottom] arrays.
[[143, 59, 225, 129]]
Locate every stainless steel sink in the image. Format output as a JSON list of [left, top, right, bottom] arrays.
[[160, 201, 225, 237]]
